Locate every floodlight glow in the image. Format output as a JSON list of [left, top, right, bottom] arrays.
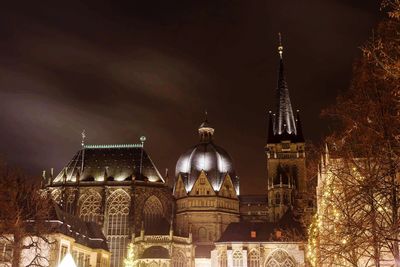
[[59, 253, 77, 267]]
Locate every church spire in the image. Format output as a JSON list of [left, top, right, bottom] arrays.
[[274, 33, 296, 136]]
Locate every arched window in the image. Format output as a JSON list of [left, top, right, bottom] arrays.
[[172, 251, 186, 267], [198, 227, 207, 241], [265, 249, 296, 267], [105, 190, 130, 267], [79, 190, 102, 223], [218, 251, 227, 267], [283, 193, 289, 205], [51, 189, 61, 204], [143, 196, 164, 231], [65, 191, 75, 214], [248, 249, 260, 267], [233, 250, 243, 267], [275, 193, 281, 205]]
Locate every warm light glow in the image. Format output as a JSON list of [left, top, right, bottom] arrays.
[[59, 253, 77, 267]]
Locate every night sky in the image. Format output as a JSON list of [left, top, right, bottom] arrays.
[[0, 1, 381, 194]]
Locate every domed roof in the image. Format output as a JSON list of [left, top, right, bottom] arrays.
[[175, 117, 239, 194]]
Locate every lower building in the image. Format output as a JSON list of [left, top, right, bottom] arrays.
[[211, 213, 306, 267], [0, 204, 110, 267], [129, 225, 194, 267]]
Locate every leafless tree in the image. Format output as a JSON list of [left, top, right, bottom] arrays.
[[311, 2, 400, 266], [0, 160, 54, 267]]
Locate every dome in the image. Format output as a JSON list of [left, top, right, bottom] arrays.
[[175, 116, 239, 194]]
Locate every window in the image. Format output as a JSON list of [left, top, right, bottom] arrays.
[[105, 189, 130, 267], [218, 251, 227, 267], [172, 251, 186, 267], [198, 227, 207, 241], [250, 231, 257, 238], [79, 190, 102, 223], [275, 193, 281, 205], [60, 245, 68, 263], [84, 255, 90, 267], [143, 196, 164, 231], [265, 249, 296, 267], [248, 249, 260, 267], [232, 250, 243, 267], [283, 193, 289, 205]]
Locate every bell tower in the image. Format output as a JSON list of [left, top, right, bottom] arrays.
[[266, 34, 307, 222]]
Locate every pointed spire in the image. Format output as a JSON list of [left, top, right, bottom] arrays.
[[274, 33, 296, 136]]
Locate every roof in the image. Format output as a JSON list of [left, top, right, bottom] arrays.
[[267, 49, 304, 144], [53, 144, 164, 184], [175, 141, 239, 194], [218, 209, 305, 242], [49, 204, 108, 250]]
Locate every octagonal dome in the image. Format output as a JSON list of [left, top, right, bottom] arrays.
[[175, 116, 239, 194]]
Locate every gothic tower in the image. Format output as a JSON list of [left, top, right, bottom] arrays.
[[266, 36, 306, 222]]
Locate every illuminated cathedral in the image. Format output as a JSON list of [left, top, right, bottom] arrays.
[[43, 40, 313, 267]]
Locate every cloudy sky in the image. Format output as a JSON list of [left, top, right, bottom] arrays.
[[0, 1, 381, 193]]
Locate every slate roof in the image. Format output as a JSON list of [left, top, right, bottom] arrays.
[[53, 144, 164, 184], [218, 209, 305, 243], [48, 204, 108, 250]]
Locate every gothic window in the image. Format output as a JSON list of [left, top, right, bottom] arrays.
[[65, 191, 75, 214], [283, 193, 289, 205], [265, 249, 296, 267], [248, 249, 260, 267], [143, 196, 164, 231], [51, 189, 61, 204], [172, 251, 186, 267], [79, 190, 102, 223], [232, 250, 243, 267], [275, 193, 281, 205], [105, 189, 130, 267], [198, 227, 207, 241], [218, 251, 227, 267]]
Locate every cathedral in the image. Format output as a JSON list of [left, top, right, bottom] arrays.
[[43, 41, 313, 267]]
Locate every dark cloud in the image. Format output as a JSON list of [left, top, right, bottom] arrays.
[[0, 0, 381, 193]]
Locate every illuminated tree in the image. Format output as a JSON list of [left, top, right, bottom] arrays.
[[124, 243, 136, 267], [308, 2, 400, 266]]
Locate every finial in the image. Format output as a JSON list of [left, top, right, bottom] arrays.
[[140, 136, 146, 145], [81, 130, 86, 147], [204, 109, 208, 123], [278, 32, 283, 59]]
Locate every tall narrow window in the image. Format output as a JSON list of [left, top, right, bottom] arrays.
[[218, 251, 227, 267], [105, 189, 130, 267], [143, 196, 164, 232], [172, 251, 186, 267], [232, 250, 243, 267], [79, 190, 102, 223], [248, 249, 260, 267]]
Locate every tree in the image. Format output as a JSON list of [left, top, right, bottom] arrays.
[[0, 160, 54, 267], [124, 243, 136, 267], [308, 1, 400, 266]]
